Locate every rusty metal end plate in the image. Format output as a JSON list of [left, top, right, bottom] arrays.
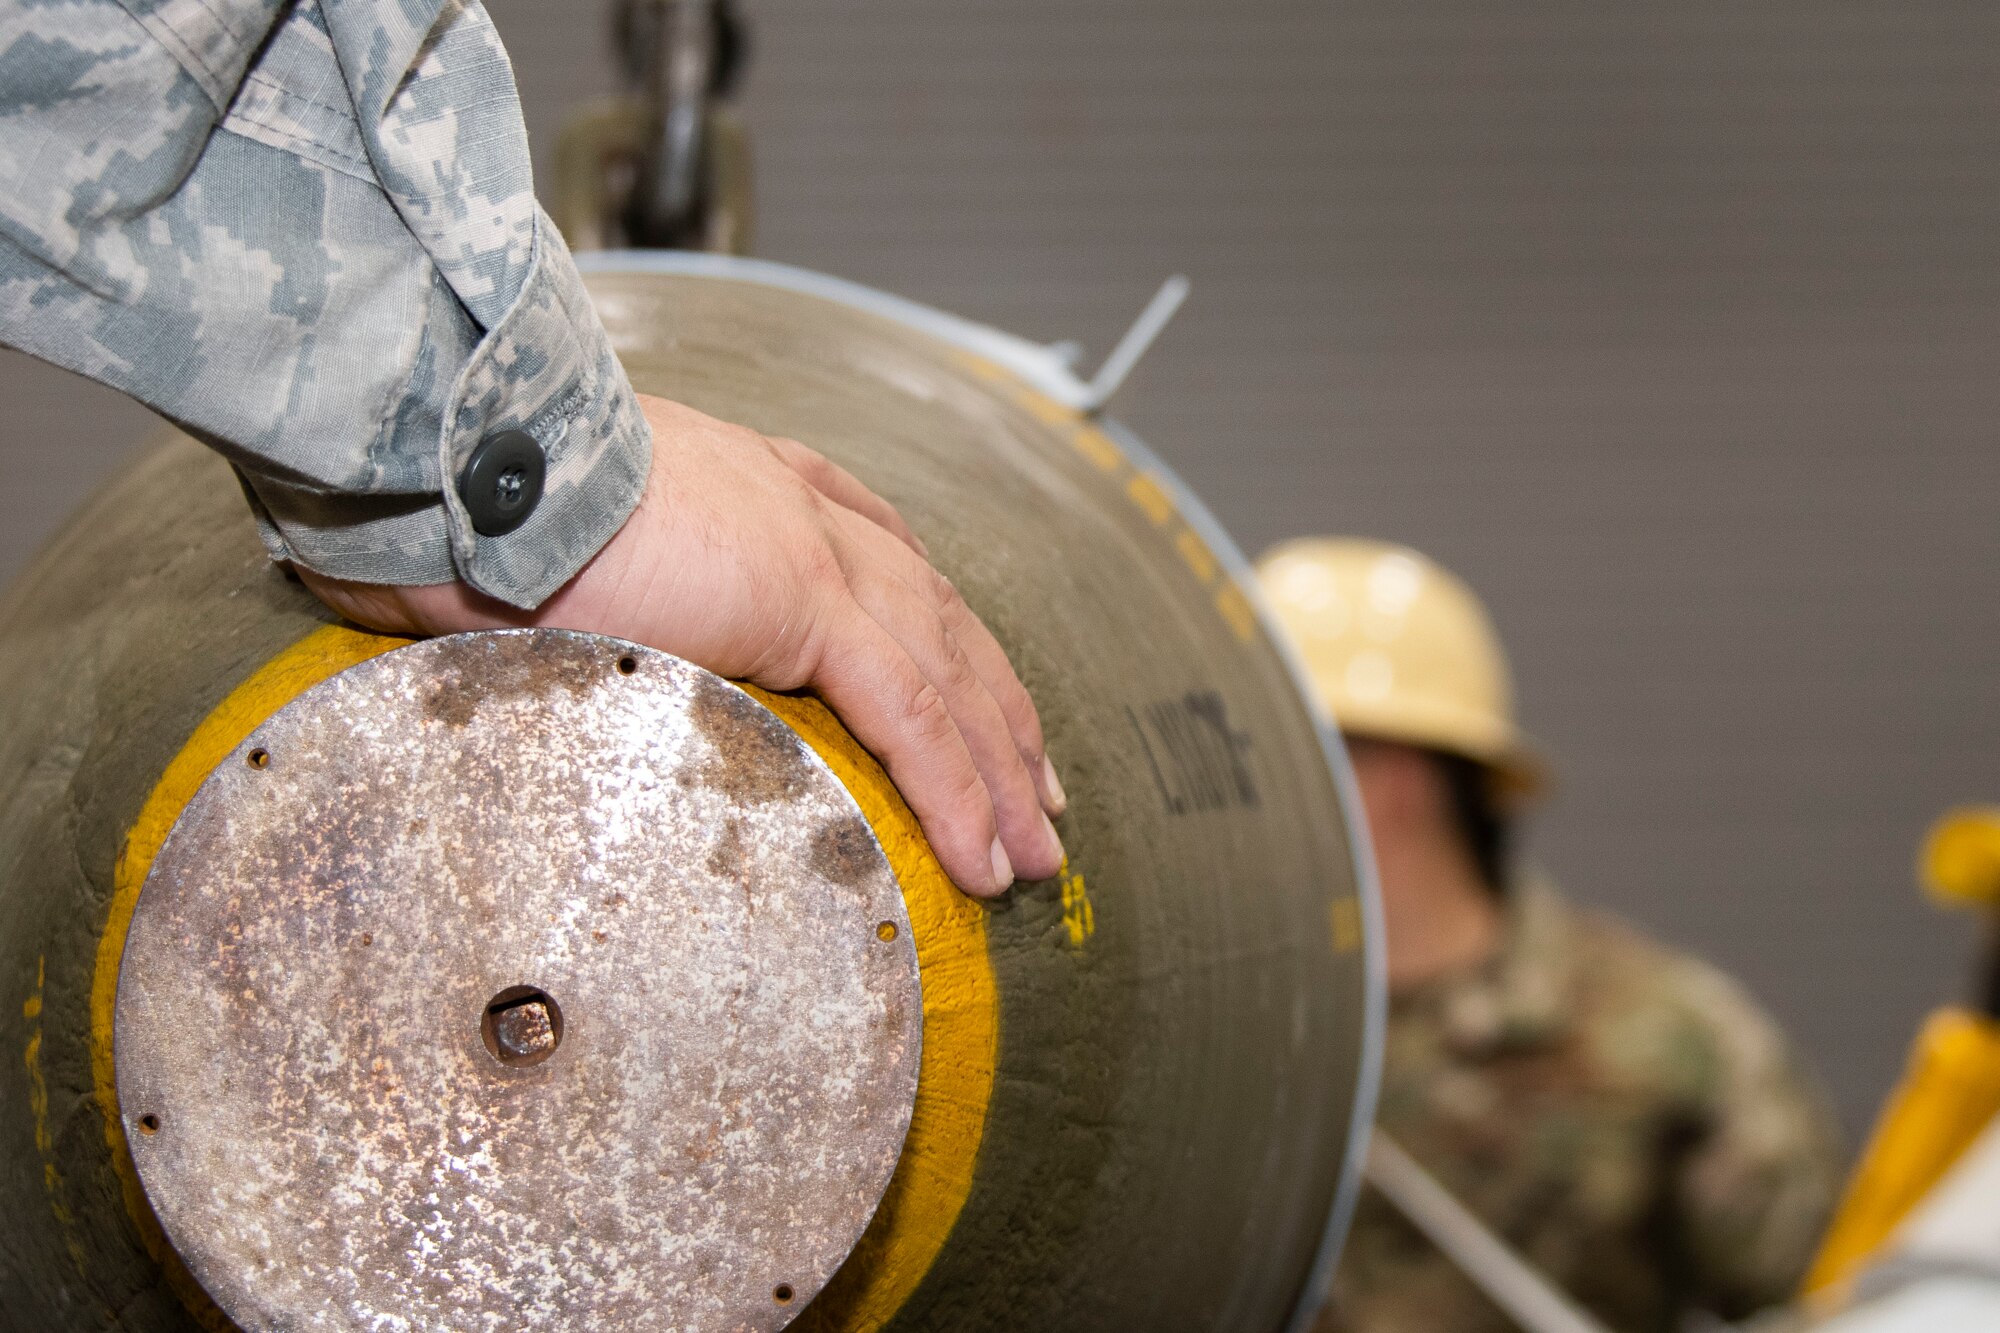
[[114, 630, 922, 1332]]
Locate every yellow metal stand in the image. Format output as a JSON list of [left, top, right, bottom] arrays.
[[1801, 808, 2000, 1307], [1803, 1008, 2000, 1301]]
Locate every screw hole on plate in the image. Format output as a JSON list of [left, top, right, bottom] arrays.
[[138, 1114, 160, 1136], [246, 748, 270, 769], [773, 1284, 794, 1304], [876, 921, 898, 942], [615, 654, 638, 676], [480, 985, 563, 1068]]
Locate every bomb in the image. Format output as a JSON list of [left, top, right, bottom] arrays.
[[0, 255, 1378, 1333]]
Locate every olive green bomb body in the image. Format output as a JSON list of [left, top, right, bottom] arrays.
[[0, 262, 1375, 1332]]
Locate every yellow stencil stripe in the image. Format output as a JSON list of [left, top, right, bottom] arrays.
[[24, 954, 89, 1279], [1058, 857, 1096, 949], [1329, 899, 1363, 955], [1072, 425, 1126, 473], [743, 686, 999, 1333], [1013, 388, 1080, 428], [1124, 472, 1176, 527], [91, 623, 408, 1329], [1175, 528, 1219, 585], [1214, 582, 1259, 644]]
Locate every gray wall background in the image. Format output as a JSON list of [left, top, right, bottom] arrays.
[[5, 0, 1998, 1137]]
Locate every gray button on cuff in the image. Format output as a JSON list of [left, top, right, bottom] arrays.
[[459, 430, 546, 536], [439, 212, 651, 609]]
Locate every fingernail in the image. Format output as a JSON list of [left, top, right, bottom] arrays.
[[1041, 755, 1068, 815], [1042, 812, 1065, 864], [989, 836, 1014, 892]]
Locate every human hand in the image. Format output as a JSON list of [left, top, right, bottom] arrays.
[[300, 393, 1067, 897]]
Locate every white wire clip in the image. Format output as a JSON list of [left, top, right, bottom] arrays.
[[1079, 274, 1191, 415]]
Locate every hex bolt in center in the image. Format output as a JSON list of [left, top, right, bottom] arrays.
[[481, 986, 563, 1067]]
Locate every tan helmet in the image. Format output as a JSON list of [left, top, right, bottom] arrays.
[[1255, 537, 1546, 800]]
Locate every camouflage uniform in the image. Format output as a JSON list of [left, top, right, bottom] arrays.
[[1321, 877, 1845, 1333], [0, 0, 647, 608]]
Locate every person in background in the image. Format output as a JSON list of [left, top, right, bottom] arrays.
[[0, 0, 1064, 899], [1257, 537, 1845, 1333]]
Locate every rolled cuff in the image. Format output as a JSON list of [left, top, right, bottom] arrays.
[[245, 211, 651, 610]]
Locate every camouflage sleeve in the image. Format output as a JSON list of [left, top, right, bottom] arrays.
[[1672, 965, 1848, 1319], [0, 0, 649, 609]]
